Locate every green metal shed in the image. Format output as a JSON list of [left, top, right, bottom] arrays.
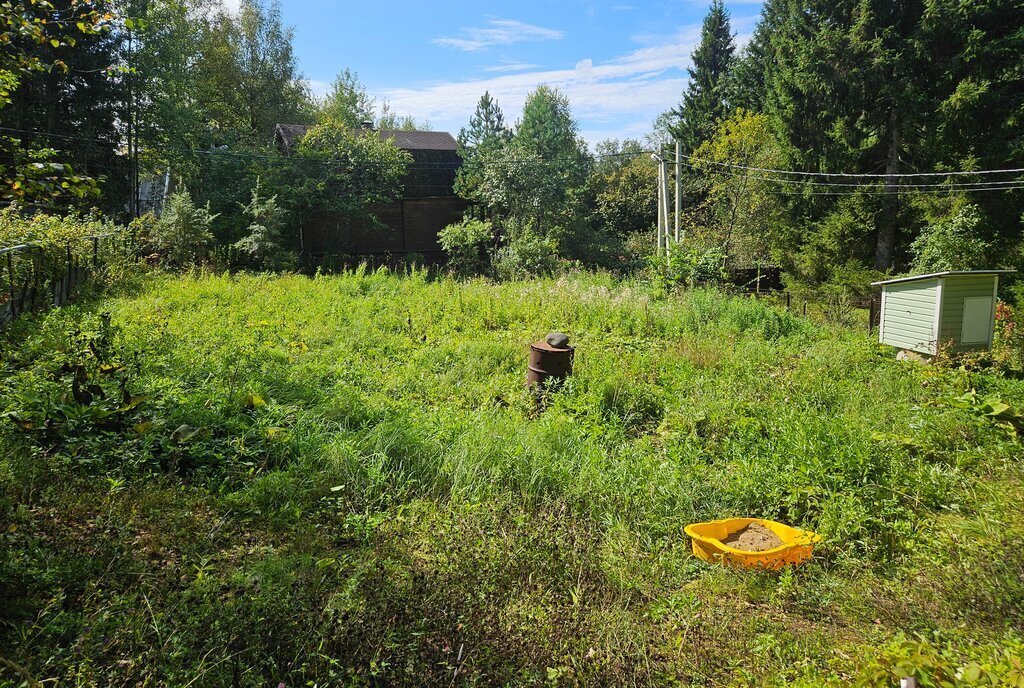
[[872, 271, 1014, 356]]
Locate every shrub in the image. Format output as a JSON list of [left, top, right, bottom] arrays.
[[232, 182, 294, 272], [493, 230, 559, 281], [152, 190, 218, 268], [438, 218, 493, 277], [0, 206, 133, 294], [658, 242, 728, 287], [911, 204, 994, 273]]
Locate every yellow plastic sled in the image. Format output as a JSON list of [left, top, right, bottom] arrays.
[[684, 518, 821, 570]]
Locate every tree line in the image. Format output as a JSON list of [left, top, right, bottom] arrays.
[[1, 0, 1022, 288], [668, 0, 1024, 289]]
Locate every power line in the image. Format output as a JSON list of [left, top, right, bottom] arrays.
[[0, 126, 653, 168], [674, 151, 1024, 179], [679, 160, 1024, 190]]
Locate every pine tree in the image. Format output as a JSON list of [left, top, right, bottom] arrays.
[[458, 91, 509, 151], [670, 0, 736, 153], [455, 92, 511, 205]]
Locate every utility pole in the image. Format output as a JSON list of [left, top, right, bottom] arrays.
[[674, 140, 682, 243], [654, 153, 665, 256], [661, 151, 671, 254]]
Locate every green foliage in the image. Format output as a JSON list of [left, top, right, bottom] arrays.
[[492, 230, 560, 280], [690, 110, 786, 266], [591, 147, 657, 239], [669, 0, 736, 153], [231, 180, 294, 271], [0, 311, 147, 454], [481, 86, 591, 236], [911, 204, 995, 273], [437, 218, 493, 277], [0, 0, 111, 207], [196, 0, 312, 144], [318, 68, 375, 128], [0, 206, 133, 291], [851, 634, 1024, 688], [455, 91, 512, 206], [287, 119, 411, 232], [152, 190, 217, 268], [659, 241, 729, 288]]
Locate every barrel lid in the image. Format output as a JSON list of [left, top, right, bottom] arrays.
[[531, 341, 575, 353]]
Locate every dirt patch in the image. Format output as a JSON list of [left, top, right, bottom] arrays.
[[722, 523, 783, 552]]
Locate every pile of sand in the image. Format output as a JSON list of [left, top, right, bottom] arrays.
[[722, 523, 783, 552]]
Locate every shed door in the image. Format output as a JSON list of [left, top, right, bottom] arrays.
[[961, 296, 994, 344]]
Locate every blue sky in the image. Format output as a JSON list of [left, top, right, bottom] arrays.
[[263, 1, 763, 144]]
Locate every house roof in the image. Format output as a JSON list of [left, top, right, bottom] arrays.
[[871, 270, 1015, 287], [275, 124, 458, 153]]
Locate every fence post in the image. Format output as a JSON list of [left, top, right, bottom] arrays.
[[803, 300, 807, 317], [64, 243, 72, 304], [6, 252, 15, 318], [868, 295, 876, 335], [786, 292, 791, 311], [92, 236, 99, 268]]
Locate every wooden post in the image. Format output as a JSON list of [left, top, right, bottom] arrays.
[[674, 140, 682, 243], [869, 295, 877, 335], [786, 292, 791, 310]]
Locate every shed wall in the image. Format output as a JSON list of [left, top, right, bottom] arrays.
[[880, 279, 939, 354], [940, 275, 997, 352]]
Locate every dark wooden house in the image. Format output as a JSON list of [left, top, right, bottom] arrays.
[[275, 124, 466, 260]]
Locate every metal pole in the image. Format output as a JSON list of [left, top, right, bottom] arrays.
[[661, 158, 670, 244], [659, 159, 667, 256], [674, 140, 681, 243]]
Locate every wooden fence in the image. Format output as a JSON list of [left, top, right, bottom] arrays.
[[0, 234, 112, 327]]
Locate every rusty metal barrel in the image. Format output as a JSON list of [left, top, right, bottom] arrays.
[[527, 333, 574, 387]]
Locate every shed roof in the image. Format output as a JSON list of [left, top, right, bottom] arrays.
[[871, 270, 1015, 287], [275, 124, 458, 153]]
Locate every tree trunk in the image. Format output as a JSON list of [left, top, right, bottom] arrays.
[[874, 110, 901, 271]]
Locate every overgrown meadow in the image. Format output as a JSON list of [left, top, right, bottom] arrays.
[[1, 270, 1022, 686]]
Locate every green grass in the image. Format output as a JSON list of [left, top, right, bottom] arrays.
[[1, 269, 1022, 686]]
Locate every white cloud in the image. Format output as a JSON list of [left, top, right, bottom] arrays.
[[379, 26, 701, 142], [304, 79, 332, 99], [483, 62, 542, 73], [434, 19, 565, 52]]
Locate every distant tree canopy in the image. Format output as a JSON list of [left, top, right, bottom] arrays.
[[665, 0, 1024, 279]]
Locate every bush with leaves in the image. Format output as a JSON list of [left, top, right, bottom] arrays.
[[492, 228, 560, 281], [658, 241, 729, 288], [911, 204, 995, 273], [232, 182, 294, 271], [152, 191, 218, 269], [0, 206, 134, 298], [438, 218, 493, 277]]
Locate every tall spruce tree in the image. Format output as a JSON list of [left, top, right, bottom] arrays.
[[725, 0, 784, 114], [761, 0, 1024, 271], [670, 0, 736, 153]]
